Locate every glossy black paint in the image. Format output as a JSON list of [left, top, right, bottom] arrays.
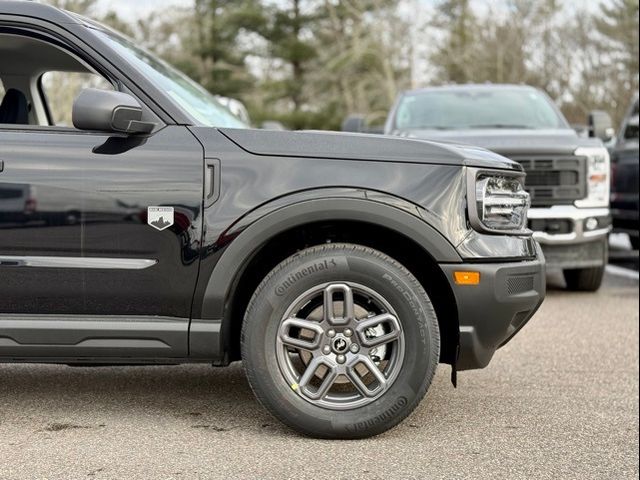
[[0, 126, 203, 318], [218, 127, 522, 170], [0, 1, 543, 368]]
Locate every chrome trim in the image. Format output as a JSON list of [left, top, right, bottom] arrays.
[[0, 256, 157, 269], [528, 206, 611, 245]]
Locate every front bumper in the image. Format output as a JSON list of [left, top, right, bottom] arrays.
[[441, 243, 546, 371], [528, 205, 611, 269]]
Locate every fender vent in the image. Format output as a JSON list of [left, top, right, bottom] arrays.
[[507, 276, 534, 295]]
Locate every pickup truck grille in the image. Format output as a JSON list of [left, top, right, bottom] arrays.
[[509, 155, 587, 207]]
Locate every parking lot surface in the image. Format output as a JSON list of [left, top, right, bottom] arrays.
[[0, 271, 638, 480]]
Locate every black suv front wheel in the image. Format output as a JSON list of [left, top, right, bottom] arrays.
[[241, 243, 440, 438]]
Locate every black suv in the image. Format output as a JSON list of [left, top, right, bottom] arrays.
[[0, 2, 544, 438]]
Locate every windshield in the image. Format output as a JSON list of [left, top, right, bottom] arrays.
[[393, 88, 567, 131], [92, 28, 248, 128]]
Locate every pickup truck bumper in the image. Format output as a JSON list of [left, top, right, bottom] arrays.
[[440, 242, 546, 370], [527, 206, 611, 269]]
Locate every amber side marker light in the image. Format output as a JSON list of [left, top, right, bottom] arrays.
[[454, 271, 480, 285]]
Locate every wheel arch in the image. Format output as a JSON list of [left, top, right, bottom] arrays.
[[198, 192, 462, 365]]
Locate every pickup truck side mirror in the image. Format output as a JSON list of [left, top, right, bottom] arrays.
[[341, 114, 385, 134], [73, 88, 155, 134], [588, 110, 615, 142], [341, 115, 366, 133]]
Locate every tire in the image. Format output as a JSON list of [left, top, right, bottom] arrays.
[[241, 243, 440, 439], [563, 265, 605, 291]]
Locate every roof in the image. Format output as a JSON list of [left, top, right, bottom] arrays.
[[0, 1, 79, 24]]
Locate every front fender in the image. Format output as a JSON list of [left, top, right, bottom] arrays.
[[202, 190, 460, 319]]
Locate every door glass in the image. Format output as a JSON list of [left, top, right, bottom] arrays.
[[40, 72, 113, 127]]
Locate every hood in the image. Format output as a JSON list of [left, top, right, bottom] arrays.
[[395, 128, 586, 156], [219, 128, 520, 171]]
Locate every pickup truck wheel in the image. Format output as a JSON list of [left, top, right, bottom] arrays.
[[241, 243, 440, 439], [563, 265, 605, 292]]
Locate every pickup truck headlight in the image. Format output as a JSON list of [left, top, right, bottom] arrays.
[[467, 169, 531, 234], [574, 147, 610, 208]]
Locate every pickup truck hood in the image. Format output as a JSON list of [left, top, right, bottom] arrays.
[[219, 128, 521, 171], [394, 128, 586, 156]]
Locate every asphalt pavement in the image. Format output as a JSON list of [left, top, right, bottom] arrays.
[[0, 270, 638, 480]]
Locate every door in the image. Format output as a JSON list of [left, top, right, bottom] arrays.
[[0, 30, 204, 358], [0, 126, 204, 358]]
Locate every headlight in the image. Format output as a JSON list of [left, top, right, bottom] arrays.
[[574, 147, 610, 208], [467, 169, 531, 234]]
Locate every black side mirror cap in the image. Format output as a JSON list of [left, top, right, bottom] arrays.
[[73, 88, 156, 135]]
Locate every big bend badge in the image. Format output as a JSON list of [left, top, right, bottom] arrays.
[[147, 206, 174, 231]]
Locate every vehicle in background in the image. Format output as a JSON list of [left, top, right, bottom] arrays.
[[360, 84, 613, 292], [610, 96, 639, 250], [341, 115, 384, 134], [215, 95, 286, 130], [0, 183, 137, 227], [214, 95, 251, 125], [0, 183, 35, 225]]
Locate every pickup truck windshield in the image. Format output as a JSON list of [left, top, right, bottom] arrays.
[[92, 29, 248, 129], [394, 89, 567, 131]]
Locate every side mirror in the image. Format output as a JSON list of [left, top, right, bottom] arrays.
[[588, 110, 614, 142], [341, 114, 366, 133], [73, 88, 155, 134]]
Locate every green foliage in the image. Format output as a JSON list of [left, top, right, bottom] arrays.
[[592, 0, 640, 122], [183, 0, 264, 98], [429, 0, 477, 84], [252, 0, 322, 128]]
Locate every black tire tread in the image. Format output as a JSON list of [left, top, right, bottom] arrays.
[[563, 265, 605, 292]]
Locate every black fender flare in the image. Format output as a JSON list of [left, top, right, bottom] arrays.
[[200, 191, 461, 323]]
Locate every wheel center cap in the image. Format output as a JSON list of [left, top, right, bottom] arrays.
[[332, 336, 349, 354]]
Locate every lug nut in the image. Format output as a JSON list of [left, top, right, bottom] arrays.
[[336, 354, 346, 364], [327, 329, 336, 338], [349, 343, 360, 353], [344, 328, 353, 337], [322, 345, 331, 355]]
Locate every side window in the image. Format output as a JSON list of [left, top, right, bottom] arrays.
[[41, 72, 113, 127], [0, 30, 117, 128]]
